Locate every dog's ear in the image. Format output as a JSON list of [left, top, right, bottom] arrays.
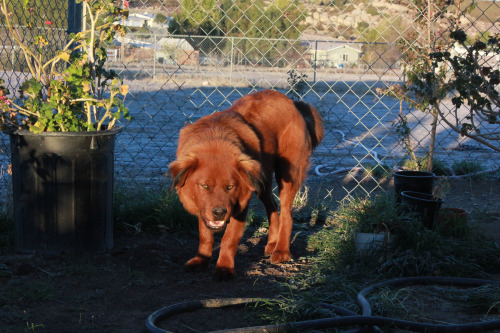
[[236, 154, 262, 193], [169, 153, 198, 189]]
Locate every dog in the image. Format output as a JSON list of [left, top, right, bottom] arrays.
[[169, 90, 324, 280]]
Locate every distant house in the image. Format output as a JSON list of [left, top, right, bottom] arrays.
[[304, 40, 362, 68], [124, 13, 170, 29]]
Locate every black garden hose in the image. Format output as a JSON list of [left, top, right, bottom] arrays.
[[145, 298, 264, 333], [146, 276, 500, 333]]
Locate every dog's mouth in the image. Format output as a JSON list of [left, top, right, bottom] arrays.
[[203, 219, 228, 231]]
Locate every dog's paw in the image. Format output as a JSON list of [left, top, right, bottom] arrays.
[[264, 243, 276, 256], [214, 266, 236, 281], [184, 256, 210, 272], [270, 250, 291, 264]]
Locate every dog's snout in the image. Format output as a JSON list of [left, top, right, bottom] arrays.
[[212, 207, 227, 220]]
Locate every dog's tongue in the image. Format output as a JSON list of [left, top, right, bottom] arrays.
[[207, 220, 225, 229]]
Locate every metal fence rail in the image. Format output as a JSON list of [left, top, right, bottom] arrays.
[[1, 0, 499, 204]]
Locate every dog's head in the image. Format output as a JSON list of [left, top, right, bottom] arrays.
[[169, 143, 261, 231]]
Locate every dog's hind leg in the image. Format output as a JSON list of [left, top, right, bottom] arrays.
[[259, 178, 280, 256], [270, 128, 311, 264], [269, 180, 296, 264]]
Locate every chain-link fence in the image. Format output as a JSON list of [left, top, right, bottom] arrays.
[[1, 0, 499, 204]]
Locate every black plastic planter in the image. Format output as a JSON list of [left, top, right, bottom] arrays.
[[9, 128, 121, 254], [400, 191, 443, 229], [393, 170, 435, 204]]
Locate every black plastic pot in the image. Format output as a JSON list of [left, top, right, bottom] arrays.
[[393, 170, 435, 204], [9, 127, 121, 253], [400, 191, 443, 229]]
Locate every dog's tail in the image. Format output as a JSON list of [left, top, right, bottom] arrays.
[[294, 101, 324, 149]]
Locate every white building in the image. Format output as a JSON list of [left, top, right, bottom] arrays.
[[124, 13, 169, 29]]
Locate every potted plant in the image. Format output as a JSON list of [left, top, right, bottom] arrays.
[[0, 0, 130, 253]]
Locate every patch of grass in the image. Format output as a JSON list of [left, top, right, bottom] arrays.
[[367, 284, 500, 324], [362, 163, 392, 179], [114, 185, 197, 234], [0, 278, 54, 306], [292, 186, 309, 212], [452, 159, 485, 176], [366, 4, 379, 16], [327, 193, 404, 234], [255, 194, 500, 327]]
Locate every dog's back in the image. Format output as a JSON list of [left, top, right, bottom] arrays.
[[230, 90, 324, 152]]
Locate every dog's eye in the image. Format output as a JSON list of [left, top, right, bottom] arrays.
[[226, 185, 234, 191], [200, 184, 210, 190]]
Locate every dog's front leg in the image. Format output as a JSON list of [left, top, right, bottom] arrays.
[[185, 217, 214, 272], [214, 216, 246, 281]]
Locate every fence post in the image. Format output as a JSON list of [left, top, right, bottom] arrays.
[[67, 0, 82, 34], [153, 33, 157, 80], [313, 40, 318, 83], [230, 37, 234, 86]]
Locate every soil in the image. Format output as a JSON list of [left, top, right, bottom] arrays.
[[0, 176, 499, 333]]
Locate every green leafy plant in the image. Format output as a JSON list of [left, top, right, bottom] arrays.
[[381, 0, 499, 166], [0, 0, 130, 133], [429, 31, 500, 152]]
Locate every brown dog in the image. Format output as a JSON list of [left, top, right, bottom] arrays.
[[169, 90, 323, 280]]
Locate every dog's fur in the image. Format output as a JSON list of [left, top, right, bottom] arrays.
[[169, 90, 324, 280]]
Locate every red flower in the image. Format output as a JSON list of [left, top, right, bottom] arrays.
[[45, 20, 53, 25], [0, 96, 10, 105], [123, 0, 129, 8]]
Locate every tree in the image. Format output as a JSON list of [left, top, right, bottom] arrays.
[[168, 0, 223, 36], [360, 18, 405, 69], [382, 0, 500, 167], [430, 30, 500, 152], [154, 13, 169, 25], [168, 0, 305, 65], [219, 0, 304, 64]]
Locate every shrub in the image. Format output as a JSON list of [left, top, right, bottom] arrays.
[[452, 159, 485, 175]]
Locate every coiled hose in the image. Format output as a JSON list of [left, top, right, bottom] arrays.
[[145, 276, 500, 333]]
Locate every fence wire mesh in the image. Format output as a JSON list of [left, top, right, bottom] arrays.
[[0, 0, 499, 204]]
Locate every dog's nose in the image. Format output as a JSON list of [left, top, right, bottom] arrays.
[[212, 207, 227, 220]]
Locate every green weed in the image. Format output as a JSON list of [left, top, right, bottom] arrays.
[[114, 185, 197, 234], [452, 159, 485, 175], [25, 322, 44, 332]]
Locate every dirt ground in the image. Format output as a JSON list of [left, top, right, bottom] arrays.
[[0, 176, 499, 333]]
